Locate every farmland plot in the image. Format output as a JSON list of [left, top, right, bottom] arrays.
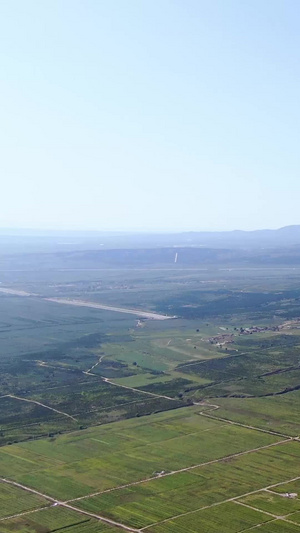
[[0, 482, 48, 519]]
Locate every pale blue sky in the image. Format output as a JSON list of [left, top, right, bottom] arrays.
[[1, 0, 300, 231]]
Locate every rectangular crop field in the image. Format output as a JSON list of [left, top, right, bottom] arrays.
[[0, 481, 48, 519], [0, 406, 282, 501], [74, 441, 300, 529], [0, 505, 121, 532], [1, 407, 300, 532]]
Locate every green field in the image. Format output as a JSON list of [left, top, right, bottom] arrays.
[[146, 501, 271, 533], [0, 506, 121, 532], [0, 482, 48, 519], [209, 391, 300, 436], [1, 252, 300, 531], [0, 407, 282, 500], [74, 439, 300, 529], [1, 405, 300, 532]]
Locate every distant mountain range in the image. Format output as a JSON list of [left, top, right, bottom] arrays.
[[0, 225, 300, 253], [180, 225, 300, 248]]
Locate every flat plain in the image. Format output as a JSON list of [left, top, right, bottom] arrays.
[[1, 245, 300, 531]]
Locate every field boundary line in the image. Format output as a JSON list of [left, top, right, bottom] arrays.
[[6, 394, 78, 422], [83, 371, 177, 401], [0, 438, 299, 531], [264, 488, 284, 496], [0, 478, 139, 532], [234, 500, 300, 526], [86, 353, 106, 374], [0, 505, 51, 522], [62, 502, 140, 532], [100, 377, 177, 401], [238, 518, 278, 532], [140, 475, 300, 530], [234, 500, 278, 518], [66, 438, 291, 504], [83, 360, 177, 401], [197, 402, 292, 438], [178, 351, 246, 369], [0, 478, 57, 502]]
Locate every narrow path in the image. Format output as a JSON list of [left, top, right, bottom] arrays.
[[6, 395, 78, 422], [0, 478, 57, 503], [84, 363, 176, 402], [234, 499, 280, 519], [264, 488, 286, 496], [100, 377, 176, 401], [239, 519, 278, 532], [140, 475, 300, 530], [234, 499, 300, 527], [86, 353, 106, 374], [62, 503, 140, 532], [67, 438, 291, 504], [2, 444, 300, 532], [0, 505, 51, 522], [37, 356, 176, 403], [0, 478, 139, 532], [197, 401, 292, 439]]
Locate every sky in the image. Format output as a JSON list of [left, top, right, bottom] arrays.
[[1, 0, 300, 232]]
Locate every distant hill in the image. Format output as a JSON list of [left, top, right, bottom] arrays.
[[0, 225, 300, 253], [2, 244, 300, 271], [179, 225, 300, 248]]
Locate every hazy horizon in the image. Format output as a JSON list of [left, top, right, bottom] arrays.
[[0, 223, 299, 235], [1, 1, 300, 232]]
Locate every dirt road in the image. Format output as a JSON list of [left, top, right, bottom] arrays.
[[68, 437, 291, 504], [6, 395, 78, 422], [140, 474, 300, 530], [0, 478, 139, 532]]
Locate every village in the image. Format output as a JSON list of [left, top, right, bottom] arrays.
[[202, 318, 300, 348]]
